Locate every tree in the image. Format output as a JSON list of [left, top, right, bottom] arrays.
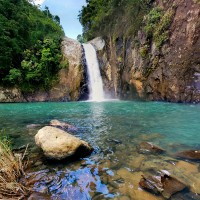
[[0, 0, 65, 92], [78, 0, 151, 40], [77, 34, 86, 43]]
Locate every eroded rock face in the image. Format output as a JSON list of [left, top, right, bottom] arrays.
[[0, 87, 24, 102], [97, 0, 200, 102], [35, 126, 93, 160]]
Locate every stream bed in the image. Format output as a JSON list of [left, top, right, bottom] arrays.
[[1, 101, 200, 200]]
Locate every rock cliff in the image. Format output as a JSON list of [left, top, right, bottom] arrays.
[[97, 0, 200, 103]]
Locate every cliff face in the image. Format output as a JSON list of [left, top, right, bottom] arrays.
[[0, 37, 85, 102], [98, 0, 200, 103]]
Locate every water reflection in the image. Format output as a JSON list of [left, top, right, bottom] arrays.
[[87, 102, 110, 145], [32, 164, 115, 200]]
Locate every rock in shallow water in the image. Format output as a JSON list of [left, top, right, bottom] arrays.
[[161, 175, 186, 199], [35, 126, 93, 160], [138, 142, 165, 154], [28, 192, 51, 200], [176, 150, 200, 160], [50, 119, 77, 131], [139, 175, 162, 194], [139, 174, 186, 199]]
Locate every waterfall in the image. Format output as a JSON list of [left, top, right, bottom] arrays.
[[83, 43, 105, 101]]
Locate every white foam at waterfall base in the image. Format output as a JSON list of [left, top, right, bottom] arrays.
[[83, 43, 105, 102]]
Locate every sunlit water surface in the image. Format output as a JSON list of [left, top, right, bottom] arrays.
[[0, 101, 200, 199]]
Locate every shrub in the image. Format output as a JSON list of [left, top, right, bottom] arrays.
[[17, 38, 64, 92], [144, 7, 162, 38], [139, 45, 149, 58], [154, 9, 175, 48], [144, 7, 175, 49]]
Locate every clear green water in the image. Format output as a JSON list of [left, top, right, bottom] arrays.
[[1, 101, 200, 150], [0, 101, 200, 199]]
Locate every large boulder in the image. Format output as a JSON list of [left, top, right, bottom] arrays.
[[35, 126, 93, 160]]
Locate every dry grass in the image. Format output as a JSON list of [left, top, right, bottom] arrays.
[[0, 137, 30, 199]]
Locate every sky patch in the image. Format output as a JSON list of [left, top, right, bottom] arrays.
[[42, 0, 86, 39]]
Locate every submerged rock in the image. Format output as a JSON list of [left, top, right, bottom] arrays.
[[139, 156, 200, 194], [116, 169, 163, 200], [50, 119, 77, 131], [28, 192, 51, 200], [175, 160, 199, 173], [139, 173, 186, 199], [139, 175, 162, 194], [26, 124, 42, 129], [161, 175, 186, 199], [138, 142, 165, 154], [106, 138, 122, 144], [35, 126, 93, 160], [176, 150, 200, 160], [171, 191, 200, 200]]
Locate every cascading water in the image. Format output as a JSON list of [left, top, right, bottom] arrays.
[[83, 43, 105, 101]]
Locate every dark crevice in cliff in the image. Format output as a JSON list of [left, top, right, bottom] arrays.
[[78, 46, 89, 101]]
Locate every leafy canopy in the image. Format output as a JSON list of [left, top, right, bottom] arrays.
[[78, 0, 153, 40], [0, 0, 65, 92]]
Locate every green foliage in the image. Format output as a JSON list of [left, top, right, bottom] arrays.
[[6, 69, 22, 85], [144, 7, 162, 37], [0, 0, 64, 91], [78, 0, 152, 40], [144, 7, 174, 48], [60, 59, 69, 70], [18, 38, 64, 92], [77, 34, 87, 43], [154, 9, 174, 48], [0, 129, 11, 149], [139, 45, 149, 58]]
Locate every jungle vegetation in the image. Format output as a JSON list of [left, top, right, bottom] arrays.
[[78, 0, 153, 41], [0, 0, 65, 92]]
